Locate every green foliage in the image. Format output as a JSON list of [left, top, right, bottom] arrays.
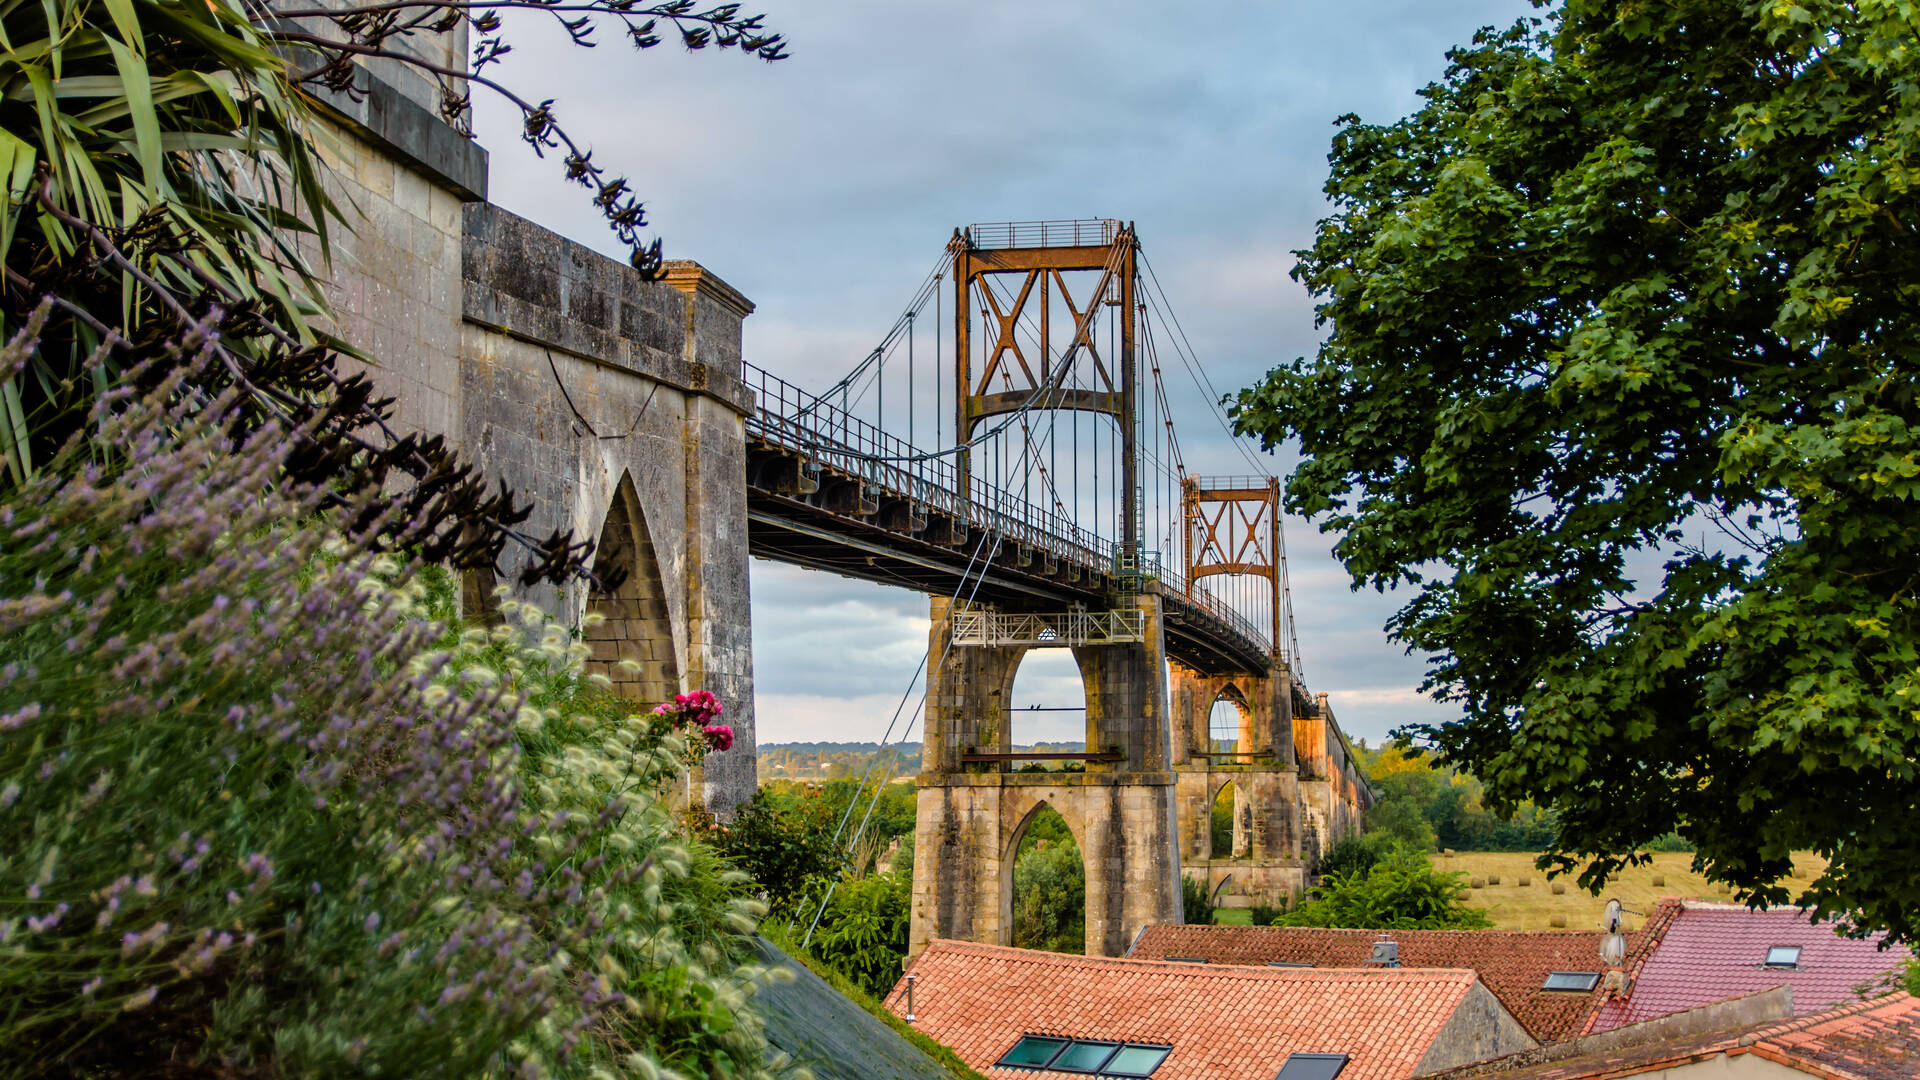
[[710, 787, 849, 920], [809, 872, 912, 1001], [1366, 773, 1441, 852], [1249, 904, 1285, 927], [1279, 846, 1492, 931], [1233, 0, 1920, 940], [1181, 874, 1217, 927], [1011, 809, 1085, 953], [1210, 786, 1236, 856], [0, 370, 781, 1078], [1319, 837, 1384, 883]]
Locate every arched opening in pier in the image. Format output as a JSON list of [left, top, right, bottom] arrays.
[[1208, 696, 1248, 755], [1008, 801, 1086, 954], [586, 474, 678, 704], [1210, 779, 1251, 861]]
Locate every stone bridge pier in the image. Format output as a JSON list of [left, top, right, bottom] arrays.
[[910, 594, 1184, 958], [1169, 660, 1375, 914]]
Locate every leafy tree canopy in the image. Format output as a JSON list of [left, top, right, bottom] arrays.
[[1233, 0, 1920, 941], [1275, 845, 1492, 931]]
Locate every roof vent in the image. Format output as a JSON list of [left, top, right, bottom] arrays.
[[1366, 936, 1399, 967]]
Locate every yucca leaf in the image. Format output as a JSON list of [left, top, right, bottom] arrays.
[[0, 374, 32, 484], [103, 34, 160, 189]]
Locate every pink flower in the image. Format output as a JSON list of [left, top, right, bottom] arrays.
[[702, 725, 733, 752]]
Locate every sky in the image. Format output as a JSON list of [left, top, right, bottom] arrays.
[[471, 0, 1540, 748]]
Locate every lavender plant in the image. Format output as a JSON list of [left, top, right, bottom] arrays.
[[0, 324, 792, 1078]]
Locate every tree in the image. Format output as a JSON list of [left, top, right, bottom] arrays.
[[1011, 810, 1086, 953], [1233, 0, 1920, 942], [1278, 845, 1492, 931]]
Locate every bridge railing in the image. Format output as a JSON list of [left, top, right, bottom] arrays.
[[744, 362, 1111, 571], [745, 361, 1282, 665], [964, 219, 1120, 250]]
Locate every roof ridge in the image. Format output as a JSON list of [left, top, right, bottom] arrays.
[[1148, 923, 1606, 939], [1740, 991, 1909, 1046], [919, 939, 1482, 981]]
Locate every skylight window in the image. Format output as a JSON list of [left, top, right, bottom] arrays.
[[1765, 945, 1802, 969], [995, 1037, 1172, 1078], [1267, 961, 1314, 968], [1542, 971, 1602, 992], [1052, 1041, 1121, 1073], [1001, 1037, 1070, 1068], [1273, 1053, 1349, 1080], [1163, 957, 1210, 964], [1102, 1047, 1171, 1077]]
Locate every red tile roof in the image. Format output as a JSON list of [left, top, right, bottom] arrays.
[[1585, 901, 1911, 1034], [1420, 992, 1920, 1080], [1130, 924, 1635, 1044], [889, 940, 1519, 1080]]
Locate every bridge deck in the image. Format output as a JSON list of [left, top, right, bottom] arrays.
[[742, 363, 1274, 675]]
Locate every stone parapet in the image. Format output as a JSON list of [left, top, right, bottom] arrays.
[[461, 204, 753, 415]]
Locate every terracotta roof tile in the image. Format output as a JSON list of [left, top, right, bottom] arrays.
[[1585, 901, 1911, 1034], [1420, 992, 1920, 1080], [1129, 924, 1639, 1044], [889, 940, 1495, 1080]]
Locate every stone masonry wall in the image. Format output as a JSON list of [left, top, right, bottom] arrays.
[[309, 63, 760, 814], [913, 595, 1183, 957], [458, 205, 758, 812]]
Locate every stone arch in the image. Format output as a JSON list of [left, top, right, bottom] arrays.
[[999, 794, 1089, 953], [585, 473, 679, 703]]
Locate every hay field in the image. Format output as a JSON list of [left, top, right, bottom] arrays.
[[1432, 851, 1831, 932]]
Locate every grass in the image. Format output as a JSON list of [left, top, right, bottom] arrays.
[[1212, 908, 1253, 925], [1431, 851, 1832, 931]]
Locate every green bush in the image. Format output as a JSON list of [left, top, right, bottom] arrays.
[[1211, 791, 1235, 856], [710, 787, 850, 920], [809, 871, 912, 1001], [1182, 874, 1217, 926], [1318, 836, 1383, 882], [1278, 844, 1492, 930]]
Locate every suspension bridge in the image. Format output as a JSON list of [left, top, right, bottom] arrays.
[[733, 218, 1373, 956], [743, 219, 1300, 677]]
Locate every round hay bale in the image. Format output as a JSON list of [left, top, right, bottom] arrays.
[[1651, 874, 1666, 887], [1518, 875, 1532, 887], [1470, 877, 1486, 889], [1551, 882, 1567, 895], [1487, 874, 1501, 886], [1550, 914, 1567, 928]]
